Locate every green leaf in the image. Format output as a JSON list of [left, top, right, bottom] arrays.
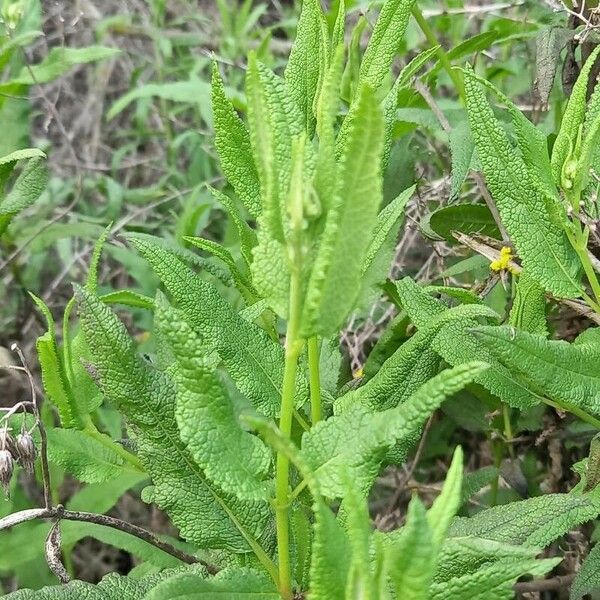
[[448, 120, 475, 200], [420, 203, 500, 244], [473, 325, 600, 416], [508, 272, 548, 336], [465, 70, 557, 202], [307, 501, 351, 600], [463, 67, 581, 298], [155, 298, 272, 501], [130, 235, 306, 418], [460, 467, 499, 506], [336, 303, 498, 414], [31, 294, 86, 429], [315, 45, 345, 212], [359, 185, 415, 306], [46, 428, 133, 483], [0, 46, 120, 89], [428, 557, 561, 600], [551, 45, 600, 187], [393, 277, 540, 410], [0, 156, 48, 234], [211, 66, 261, 218], [3, 567, 206, 600], [301, 362, 487, 498], [359, 0, 416, 90], [427, 447, 464, 550], [533, 26, 573, 107], [76, 287, 271, 552], [184, 235, 256, 298], [285, 0, 326, 134], [434, 536, 538, 583], [449, 492, 600, 547], [208, 185, 257, 267], [387, 497, 434, 600], [343, 483, 378, 599], [107, 80, 211, 120], [246, 54, 303, 241], [0, 148, 45, 186], [144, 567, 280, 599], [302, 84, 384, 336], [571, 543, 600, 600]]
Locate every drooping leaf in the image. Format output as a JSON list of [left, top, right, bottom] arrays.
[[448, 120, 475, 200], [449, 492, 600, 547], [301, 362, 487, 498], [428, 557, 561, 600], [508, 272, 548, 337], [0, 156, 48, 234], [394, 277, 538, 409], [473, 325, 600, 416], [533, 26, 573, 107]]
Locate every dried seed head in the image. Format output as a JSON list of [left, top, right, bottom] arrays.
[[15, 431, 37, 473], [0, 449, 14, 497], [0, 427, 16, 457]]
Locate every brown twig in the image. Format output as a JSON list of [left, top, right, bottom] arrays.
[[0, 505, 219, 574], [513, 572, 576, 593]]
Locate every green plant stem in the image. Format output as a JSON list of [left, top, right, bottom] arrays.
[[502, 404, 515, 459], [275, 268, 303, 600], [307, 336, 322, 425], [565, 191, 600, 312], [411, 3, 464, 99], [542, 396, 600, 430]]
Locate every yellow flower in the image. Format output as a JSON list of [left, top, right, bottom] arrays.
[[490, 246, 518, 274]]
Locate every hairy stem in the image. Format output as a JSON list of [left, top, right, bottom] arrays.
[[275, 269, 303, 600], [307, 337, 322, 425]]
